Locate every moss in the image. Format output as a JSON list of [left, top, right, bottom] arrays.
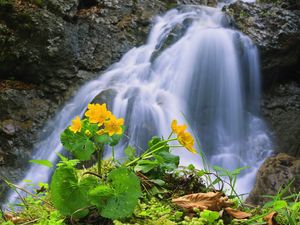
[[30, 0, 44, 7], [160, 0, 177, 10], [0, 0, 14, 12]]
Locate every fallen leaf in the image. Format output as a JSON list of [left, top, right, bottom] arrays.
[[172, 192, 233, 211], [264, 212, 279, 225], [224, 207, 251, 219], [4, 212, 27, 224]]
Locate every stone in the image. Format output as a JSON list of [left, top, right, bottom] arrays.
[[0, 119, 17, 136], [247, 153, 300, 205], [262, 82, 300, 157]]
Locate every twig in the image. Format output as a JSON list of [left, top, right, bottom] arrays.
[[82, 171, 102, 179], [70, 206, 92, 225], [4, 180, 28, 208], [20, 219, 39, 225], [4, 181, 52, 207]]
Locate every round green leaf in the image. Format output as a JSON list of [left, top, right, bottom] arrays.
[[100, 167, 142, 219], [50, 164, 98, 218], [273, 200, 288, 210]]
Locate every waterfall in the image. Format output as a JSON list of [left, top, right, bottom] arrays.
[[6, 5, 272, 204]]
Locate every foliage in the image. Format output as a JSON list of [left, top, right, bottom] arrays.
[[50, 158, 98, 218], [97, 167, 142, 219], [0, 0, 12, 6], [2, 103, 300, 225], [130, 136, 179, 176], [30, 0, 44, 7], [29, 159, 53, 168], [212, 165, 250, 196], [1, 180, 66, 225]]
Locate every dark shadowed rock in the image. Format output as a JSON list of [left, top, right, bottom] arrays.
[[247, 153, 300, 205], [223, 1, 300, 86], [262, 82, 300, 157]]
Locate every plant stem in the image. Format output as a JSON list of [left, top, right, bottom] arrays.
[[126, 138, 177, 167], [97, 144, 104, 176], [112, 146, 115, 161], [2, 180, 52, 207], [0, 206, 7, 222]]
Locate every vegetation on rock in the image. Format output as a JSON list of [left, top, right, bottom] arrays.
[[1, 103, 299, 225]]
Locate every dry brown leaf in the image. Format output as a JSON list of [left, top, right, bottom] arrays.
[[172, 192, 233, 211], [264, 212, 279, 225], [224, 207, 251, 219], [4, 212, 27, 224]]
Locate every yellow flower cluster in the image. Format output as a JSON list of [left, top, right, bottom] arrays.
[[69, 103, 124, 137], [69, 116, 82, 133], [171, 120, 196, 154]]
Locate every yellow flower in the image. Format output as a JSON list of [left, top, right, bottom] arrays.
[[96, 129, 106, 135], [171, 120, 187, 135], [69, 116, 82, 133], [104, 115, 124, 136], [177, 131, 197, 154], [85, 130, 91, 137], [85, 103, 112, 125]]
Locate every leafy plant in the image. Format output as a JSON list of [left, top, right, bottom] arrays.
[[95, 167, 142, 219], [49, 103, 144, 220], [60, 103, 124, 175], [50, 156, 98, 218], [212, 165, 249, 196], [200, 209, 220, 224], [5, 102, 300, 225]]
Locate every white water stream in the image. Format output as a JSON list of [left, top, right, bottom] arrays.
[[7, 5, 272, 204]]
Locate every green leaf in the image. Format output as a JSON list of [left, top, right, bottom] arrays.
[[231, 166, 250, 176], [155, 151, 179, 172], [197, 170, 206, 177], [94, 133, 111, 145], [273, 200, 288, 210], [100, 167, 141, 219], [187, 164, 195, 171], [60, 129, 96, 160], [50, 161, 98, 218], [109, 126, 125, 146], [291, 202, 300, 211], [148, 136, 169, 152], [149, 186, 169, 196], [124, 146, 136, 160], [134, 159, 160, 173], [200, 210, 220, 223], [212, 165, 225, 172], [210, 177, 222, 187], [149, 179, 165, 186], [148, 136, 162, 148], [29, 159, 53, 168], [81, 119, 99, 135], [88, 185, 114, 210]]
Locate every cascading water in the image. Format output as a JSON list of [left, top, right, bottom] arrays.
[[6, 5, 272, 204]]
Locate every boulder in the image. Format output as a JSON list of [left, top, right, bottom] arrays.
[[262, 82, 300, 157], [247, 153, 300, 205]]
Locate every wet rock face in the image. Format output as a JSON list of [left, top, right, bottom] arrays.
[[223, 1, 300, 86], [262, 82, 300, 157], [247, 153, 300, 205]]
